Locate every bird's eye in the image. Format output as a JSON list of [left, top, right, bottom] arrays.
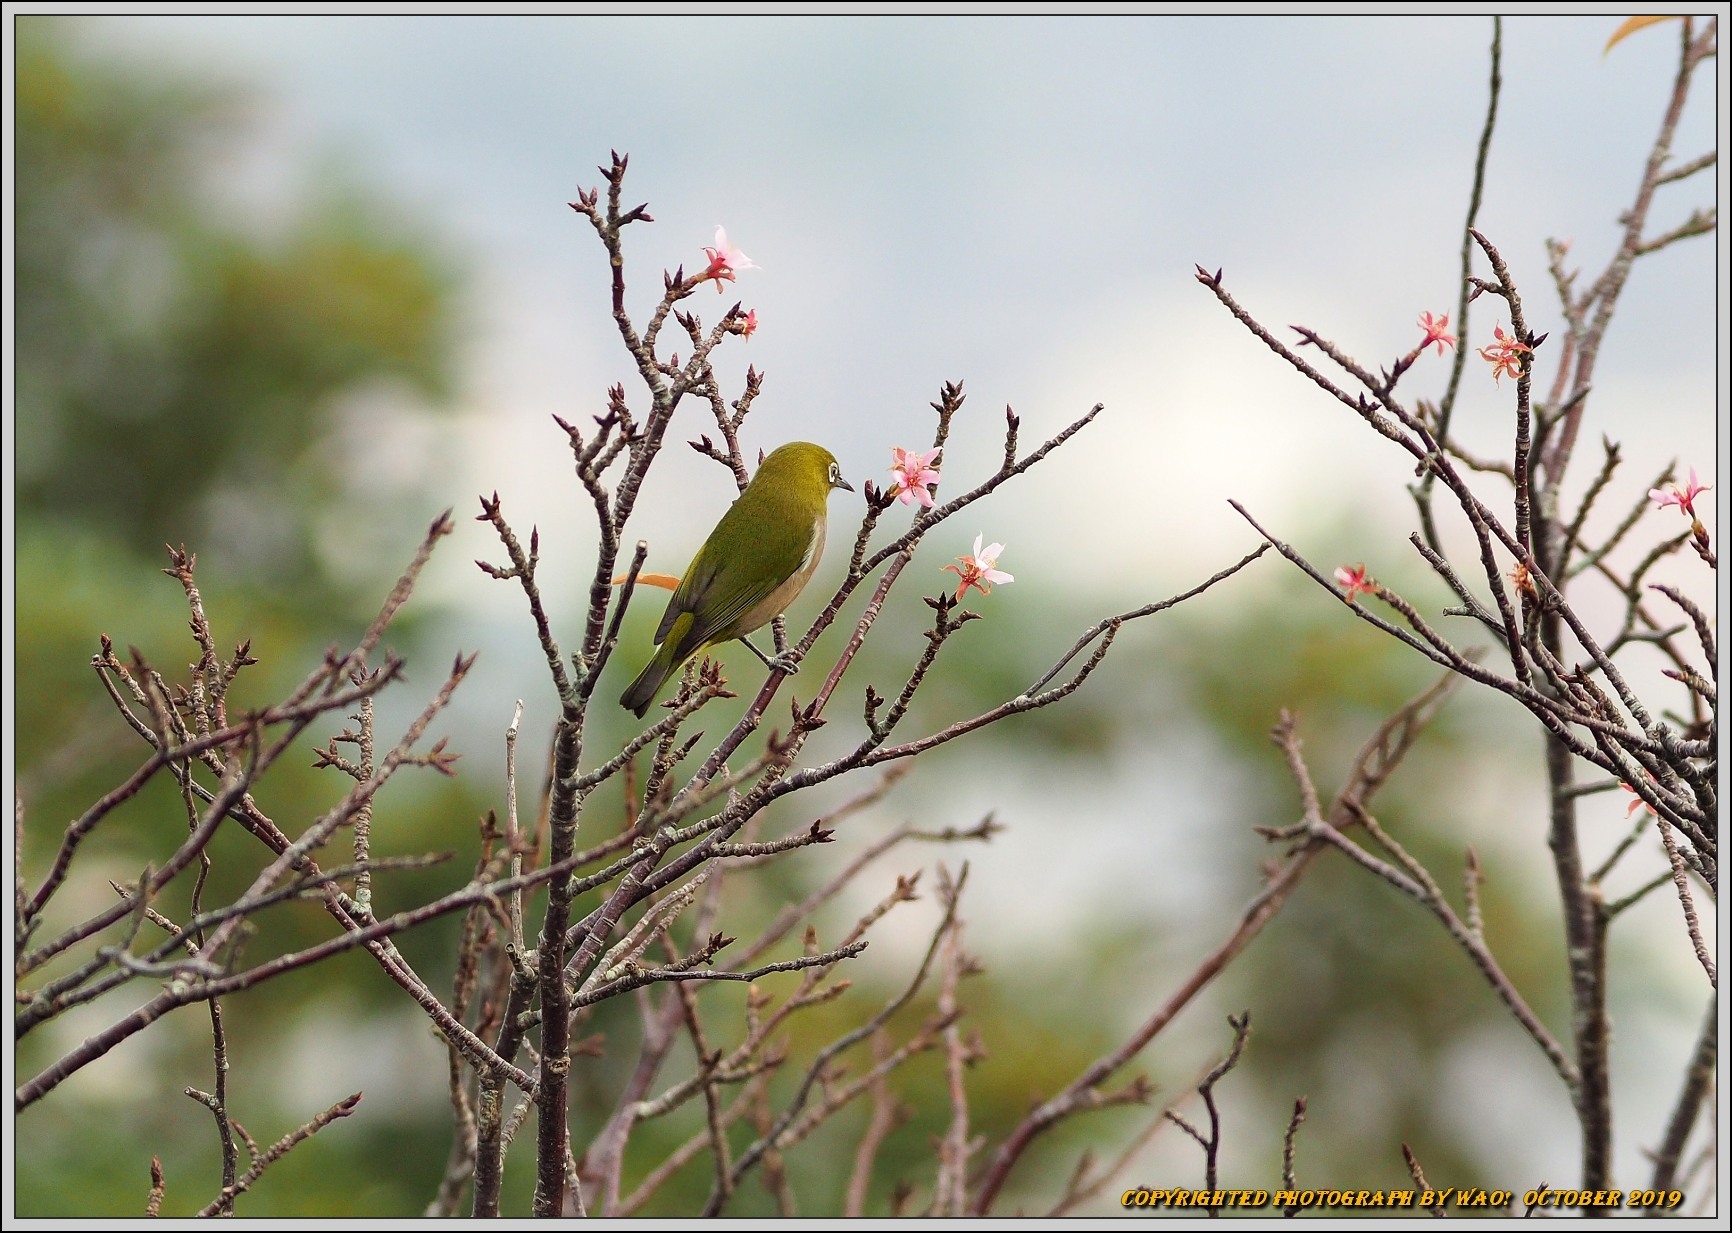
[[829, 464, 841, 482]]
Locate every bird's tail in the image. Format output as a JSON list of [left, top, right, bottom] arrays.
[[620, 641, 679, 719]]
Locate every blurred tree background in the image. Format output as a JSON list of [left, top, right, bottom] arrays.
[[11, 15, 1706, 1219], [13, 16, 482, 1215]]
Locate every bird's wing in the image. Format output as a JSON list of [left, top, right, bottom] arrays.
[[655, 554, 714, 647], [657, 506, 817, 657]]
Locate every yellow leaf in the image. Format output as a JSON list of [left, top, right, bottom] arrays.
[[611, 571, 681, 590], [1605, 15, 1683, 54]]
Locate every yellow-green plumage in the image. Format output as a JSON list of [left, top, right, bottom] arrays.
[[621, 443, 853, 718]]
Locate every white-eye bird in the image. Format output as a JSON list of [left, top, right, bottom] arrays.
[[620, 442, 853, 718]]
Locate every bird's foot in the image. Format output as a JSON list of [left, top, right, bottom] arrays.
[[740, 635, 800, 675]]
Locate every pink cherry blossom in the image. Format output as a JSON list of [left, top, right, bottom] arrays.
[[1334, 563, 1378, 603], [1477, 323, 1531, 384], [887, 446, 941, 508], [700, 226, 757, 293], [1417, 311, 1456, 356], [740, 308, 758, 339], [1620, 781, 1652, 818], [944, 534, 1013, 601], [1649, 467, 1711, 519]]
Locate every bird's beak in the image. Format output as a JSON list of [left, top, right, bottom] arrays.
[[835, 476, 855, 493]]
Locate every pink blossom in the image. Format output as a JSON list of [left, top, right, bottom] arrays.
[[700, 226, 757, 293], [944, 534, 1013, 601], [1477, 323, 1531, 384], [1417, 311, 1456, 356], [740, 308, 758, 339], [887, 446, 941, 508], [1334, 563, 1378, 603], [1649, 467, 1711, 519]]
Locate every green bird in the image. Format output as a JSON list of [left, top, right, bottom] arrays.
[[620, 442, 854, 718]]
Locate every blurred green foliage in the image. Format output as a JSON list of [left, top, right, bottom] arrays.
[[13, 17, 474, 1218], [1162, 556, 1574, 1196], [14, 17, 455, 587], [12, 12, 464, 819]]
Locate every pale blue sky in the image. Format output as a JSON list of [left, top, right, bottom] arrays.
[[85, 13, 1718, 603]]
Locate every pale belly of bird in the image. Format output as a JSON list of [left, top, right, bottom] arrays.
[[733, 515, 824, 636]]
